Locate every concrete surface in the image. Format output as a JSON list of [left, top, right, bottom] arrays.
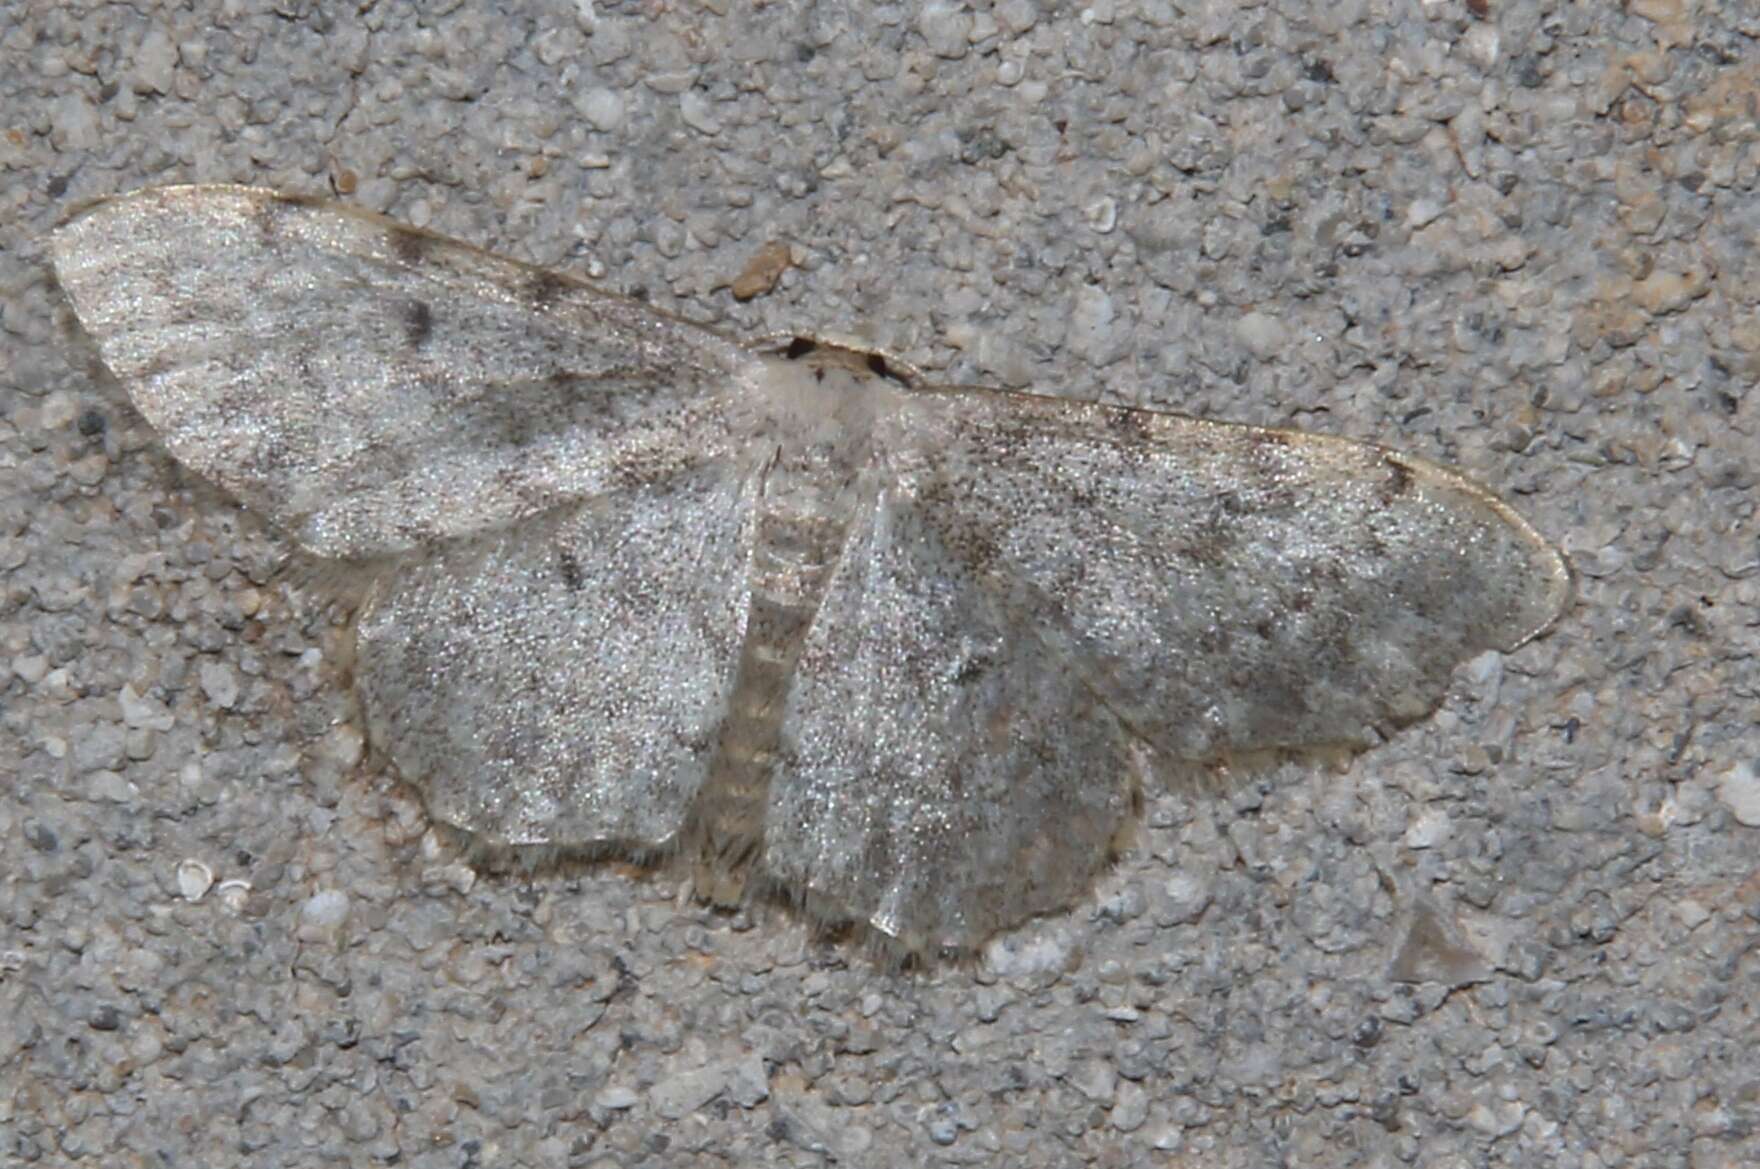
[[2, 1, 1756, 1166]]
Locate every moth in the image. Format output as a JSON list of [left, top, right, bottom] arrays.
[[51, 185, 1570, 957]]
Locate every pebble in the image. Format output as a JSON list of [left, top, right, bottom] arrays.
[[1235, 310, 1287, 360], [118, 683, 175, 731], [651, 1063, 732, 1120], [300, 889, 350, 929], [679, 91, 721, 136], [175, 858, 214, 902], [1715, 760, 1760, 827], [1404, 808, 1453, 850], [594, 1085, 638, 1111], [1085, 196, 1117, 233], [916, 4, 972, 59], [215, 879, 252, 912], [132, 28, 177, 95], [1068, 285, 1130, 367], [199, 661, 239, 710], [1069, 1057, 1118, 1103], [1111, 1080, 1149, 1132], [983, 925, 1076, 978], [1159, 873, 1212, 925]]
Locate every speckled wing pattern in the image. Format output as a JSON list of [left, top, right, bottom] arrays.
[[764, 387, 1568, 952], [50, 185, 750, 560], [353, 471, 758, 852], [52, 185, 1571, 957], [764, 478, 1153, 951], [894, 386, 1569, 762]]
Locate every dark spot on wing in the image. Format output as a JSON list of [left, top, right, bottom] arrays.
[[483, 398, 549, 449], [525, 269, 572, 309], [981, 417, 1039, 460], [251, 196, 288, 242], [607, 435, 697, 491], [491, 465, 547, 513], [403, 299, 434, 347], [1379, 455, 1415, 504], [389, 228, 433, 266], [1195, 625, 1234, 655], [1106, 407, 1153, 444], [607, 453, 652, 491], [556, 547, 584, 591], [1240, 428, 1298, 480], [784, 337, 817, 359], [952, 652, 992, 685], [1180, 512, 1238, 568], [1251, 482, 1301, 514], [918, 481, 1003, 576], [77, 408, 107, 437]]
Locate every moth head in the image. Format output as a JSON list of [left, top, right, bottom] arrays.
[[746, 333, 919, 390]]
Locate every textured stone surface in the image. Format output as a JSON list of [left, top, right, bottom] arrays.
[[5, 2, 1758, 1166]]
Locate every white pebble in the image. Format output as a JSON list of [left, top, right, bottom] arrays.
[[1716, 761, 1760, 827], [580, 88, 624, 132], [301, 889, 351, 928], [1404, 808, 1453, 850], [175, 858, 215, 902], [1235, 310, 1287, 359], [595, 1085, 638, 1110], [679, 91, 721, 135], [199, 661, 239, 709], [118, 683, 176, 731], [132, 28, 177, 95], [216, 879, 252, 912], [1085, 196, 1118, 234]]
